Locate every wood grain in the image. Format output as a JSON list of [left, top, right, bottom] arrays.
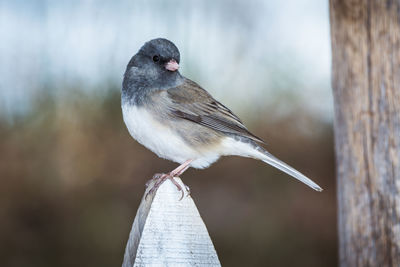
[[122, 178, 221, 267], [330, 0, 400, 266]]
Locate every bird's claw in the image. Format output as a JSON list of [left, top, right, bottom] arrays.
[[145, 173, 163, 188], [145, 173, 187, 201], [184, 184, 191, 196], [152, 173, 163, 179]]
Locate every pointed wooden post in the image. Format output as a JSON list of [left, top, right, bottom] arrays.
[[122, 178, 221, 267]]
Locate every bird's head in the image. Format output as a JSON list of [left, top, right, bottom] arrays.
[[128, 38, 181, 74], [136, 38, 180, 72], [123, 38, 182, 99]]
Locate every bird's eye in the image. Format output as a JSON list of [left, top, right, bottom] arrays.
[[153, 55, 160, 62]]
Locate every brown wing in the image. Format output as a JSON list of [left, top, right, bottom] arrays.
[[166, 79, 264, 143]]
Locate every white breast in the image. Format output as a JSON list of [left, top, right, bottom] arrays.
[[122, 104, 220, 168]]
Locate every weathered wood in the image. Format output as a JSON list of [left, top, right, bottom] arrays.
[[122, 177, 221, 267], [330, 1, 400, 266]]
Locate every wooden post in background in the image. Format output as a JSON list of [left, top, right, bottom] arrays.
[[330, 1, 400, 266], [122, 178, 221, 267]]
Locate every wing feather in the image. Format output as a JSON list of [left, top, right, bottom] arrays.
[[166, 79, 264, 143]]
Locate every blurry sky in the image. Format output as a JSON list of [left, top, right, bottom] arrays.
[[0, 0, 331, 120]]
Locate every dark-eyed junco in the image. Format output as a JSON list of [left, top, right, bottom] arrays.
[[121, 38, 322, 196]]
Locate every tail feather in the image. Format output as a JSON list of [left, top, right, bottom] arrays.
[[222, 137, 323, 191], [258, 149, 323, 192]]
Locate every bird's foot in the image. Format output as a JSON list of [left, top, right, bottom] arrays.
[[145, 172, 185, 200], [145, 173, 163, 188], [184, 184, 191, 196]]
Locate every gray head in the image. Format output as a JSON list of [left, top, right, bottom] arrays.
[[122, 38, 183, 105]]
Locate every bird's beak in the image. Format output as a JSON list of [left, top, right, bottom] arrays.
[[165, 59, 179, 72]]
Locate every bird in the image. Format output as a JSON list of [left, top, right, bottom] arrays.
[[121, 38, 322, 197]]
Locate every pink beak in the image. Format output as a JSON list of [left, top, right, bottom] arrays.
[[165, 59, 179, 72]]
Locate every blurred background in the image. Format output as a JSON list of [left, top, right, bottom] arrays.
[[0, 0, 335, 266]]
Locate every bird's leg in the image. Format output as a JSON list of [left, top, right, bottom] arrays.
[[166, 159, 193, 199], [146, 159, 193, 200], [169, 159, 193, 177]]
